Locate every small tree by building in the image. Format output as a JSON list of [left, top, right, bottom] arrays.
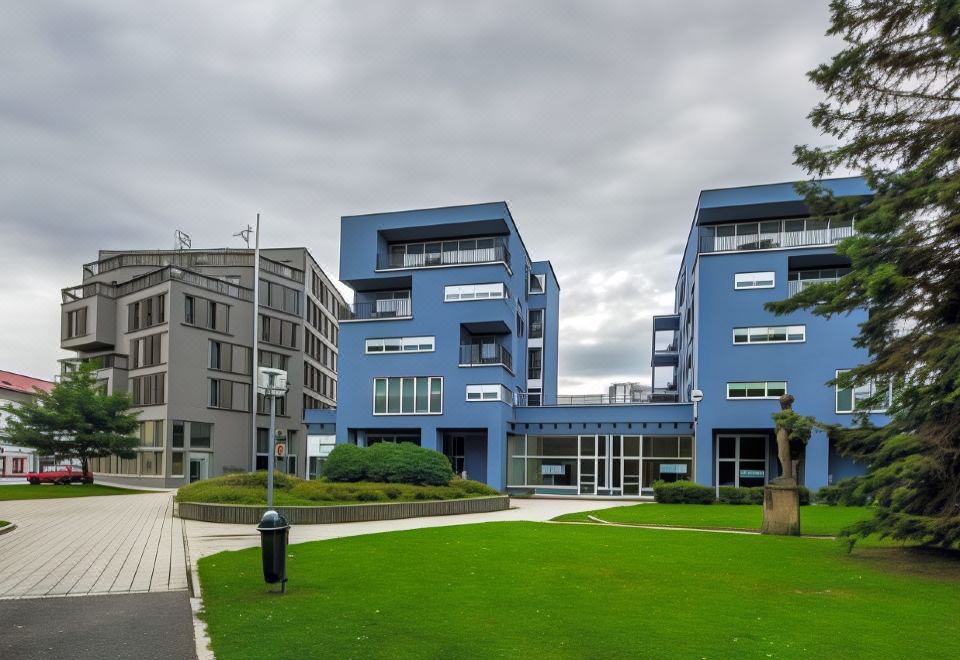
[[1, 363, 140, 476]]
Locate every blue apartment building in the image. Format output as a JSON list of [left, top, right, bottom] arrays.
[[307, 176, 884, 496]]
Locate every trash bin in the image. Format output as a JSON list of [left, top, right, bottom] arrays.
[[256, 510, 289, 591]]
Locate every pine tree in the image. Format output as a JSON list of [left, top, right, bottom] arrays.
[[2, 363, 140, 476], [766, 0, 960, 547]]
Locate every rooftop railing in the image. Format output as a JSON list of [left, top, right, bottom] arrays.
[[515, 389, 679, 406], [82, 250, 304, 283], [459, 343, 513, 371], [62, 266, 254, 303], [699, 218, 854, 254], [377, 237, 511, 271]]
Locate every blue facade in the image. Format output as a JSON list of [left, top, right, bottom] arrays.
[[306, 177, 885, 496], [663, 176, 886, 491]]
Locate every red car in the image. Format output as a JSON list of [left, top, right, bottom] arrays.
[[26, 465, 93, 485]]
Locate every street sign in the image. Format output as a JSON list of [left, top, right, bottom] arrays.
[[275, 442, 286, 457]]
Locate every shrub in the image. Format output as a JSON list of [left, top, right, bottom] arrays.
[[652, 480, 714, 504], [325, 442, 454, 486], [718, 485, 811, 505], [815, 479, 869, 506], [797, 486, 811, 506], [322, 444, 369, 482]]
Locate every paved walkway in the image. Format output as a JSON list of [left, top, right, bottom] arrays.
[[185, 497, 628, 559], [0, 492, 187, 599]]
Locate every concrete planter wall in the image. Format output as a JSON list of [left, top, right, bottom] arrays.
[[176, 495, 510, 525]]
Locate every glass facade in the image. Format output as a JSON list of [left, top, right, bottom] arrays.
[[507, 434, 694, 495]]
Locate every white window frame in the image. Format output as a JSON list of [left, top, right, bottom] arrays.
[[726, 381, 787, 399], [528, 273, 546, 295], [444, 283, 508, 302], [465, 384, 513, 404], [365, 336, 435, 354], [835, 369, 891, 414], [372, 377, 443, 415], [734, 271, 776, 290], [732, 325, 805, 344]]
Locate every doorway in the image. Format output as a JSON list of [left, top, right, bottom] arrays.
[[189, 453, 209, 483]]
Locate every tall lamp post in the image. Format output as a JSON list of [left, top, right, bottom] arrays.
[[257, 367, 288, 508], [255, 366, 290, 593]]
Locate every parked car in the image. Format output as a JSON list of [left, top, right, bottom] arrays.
[[25, 465, 93, 485]]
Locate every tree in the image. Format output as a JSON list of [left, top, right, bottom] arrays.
[[766, 1, 960, 547], [2, 363, 140, 477]]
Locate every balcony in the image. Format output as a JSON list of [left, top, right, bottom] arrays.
[[342, 298, 412, 321], [515, 389, 679, 406], [787, 268, 850, 297], [377, 237, 511, 271], [459, 343, 513, 371], [699, 218, 854, 254]]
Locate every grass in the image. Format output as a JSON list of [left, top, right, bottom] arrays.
[[175, 471, 499, 506], [198, 521, 960, 659], [0, 520, 9, 527], [0, 483, 147, 501], [554, 503, 874, 536]]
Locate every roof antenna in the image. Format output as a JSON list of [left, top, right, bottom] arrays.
[[234, 224, 254, 248], [174, 230, 192, 251]]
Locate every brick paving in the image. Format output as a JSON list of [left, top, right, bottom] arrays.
[[0, 491, 188, 599]]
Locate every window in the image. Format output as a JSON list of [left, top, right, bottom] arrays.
[[466, 384, 513, 403], [130, 333, 163, 368], [528, 273, 546, 294], [258, 349, 289, 371], [373, 377, 442, 415], [208, 378, 250, 411], [183, 294, 229, 332], [726, 381, 787, 399], [835, 369, 891, 413], [131, 373, 165, 406], [64, 308, 88, 339], [170, 452, 184, 476], [260, 314, 299, 349], [384, 237, 503, 269], [190, 422, 212, 449], [128, 294, 166, 331], [209, 340, 251, 374], [365, 336, 435, 354], [717, 434, 768, 487], [172, 421, 185, 448], [444, 283, 508, 302], [259, 279, 302, 315], [139, 420, 164, 447], [185, 295, 195, 324], [257, 392, 287, 416], [734, 272, 776, 290], [528, 348, 542, 380], [526, 388, 542, 406], [732, 325, 805, 344], [529, 309, 544, 339]]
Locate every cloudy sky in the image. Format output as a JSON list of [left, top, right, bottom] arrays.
[[0, 0, 840, 393]]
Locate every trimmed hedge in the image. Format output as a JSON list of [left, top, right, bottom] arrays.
[[174, 471, 497, 506], [654, 480, 811, 505], [324, 442, 454, 486]]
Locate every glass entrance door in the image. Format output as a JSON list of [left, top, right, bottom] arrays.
[[189, 453, 209, 483]]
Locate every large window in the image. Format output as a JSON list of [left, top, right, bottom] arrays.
[[373, 377, 442, 415], [128, 294, 166, 331], [528, 348, 542, 380], [184, 294, 229, 332], [190, 422, 212, 449], [209, 340, 252, 375], [131, 373, 165, 406], [734, 272, 775, 289], [65, 308, 88, 338], [365, 336, 435, 354], [444, 283, 508, 302], [529, 309, 544, 339], [259, 279, 301, 315], [726, 381, 787, 399], [208, 378, 251, 412], [130, 333, 163, 368], [717, 435, 768, 487], [732, 325, 805, 344], [259, 314, 299, 349], [835, 369, 891, 413], [465, 384, 513, 403]]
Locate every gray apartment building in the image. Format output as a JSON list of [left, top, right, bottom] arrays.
[[60, 248, 344, 488]]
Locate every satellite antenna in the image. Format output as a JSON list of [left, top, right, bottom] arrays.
[[174, 230, 192, 251], [234, 224, 254, 248]]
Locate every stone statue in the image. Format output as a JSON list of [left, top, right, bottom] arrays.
[[774, 393, 796, 484]]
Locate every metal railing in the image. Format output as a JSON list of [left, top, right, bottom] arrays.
[[459, 344, 513, 370], [787, 277, 841, 297], [699, 219, 855, 254], [343, 298, 412, 320], [62, 266, 254, 303], [377, 238, 510, 270], [515, 389, 679, 406], [82, 250, 304, 283]]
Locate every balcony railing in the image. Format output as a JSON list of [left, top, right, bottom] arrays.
[[62, 266, 254, 303], [459, 344, 513, 371], [514, 389, 679, 406], [377, 238, 511, 271], [82, 251, 304, 283], [787, 267, 851, 297], [343, 298, 412, 321], [699, 218, 854, 254]]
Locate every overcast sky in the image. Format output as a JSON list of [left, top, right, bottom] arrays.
[[0, 1, 840, 393]]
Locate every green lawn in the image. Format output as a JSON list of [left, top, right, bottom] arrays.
[[554, 503, 873, 536], [0, 483, 147, 501], [198, 521, 960, 659]]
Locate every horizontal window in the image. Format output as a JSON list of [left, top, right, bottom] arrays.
[[733, 325, 805, 344], [131, 373, 166, 406], [726, 381, 787, 399], [734, 272, 775, 289], [373, 377, 442, 415], [366, 336, 435, 354], [835, 369, 891, 413], [444, 283, 508, 302], [465, 384, 513, 404]]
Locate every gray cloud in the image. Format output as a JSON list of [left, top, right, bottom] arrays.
[[0, 0, 837, 392]]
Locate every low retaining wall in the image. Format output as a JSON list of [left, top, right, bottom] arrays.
[[176, 495, 510, 525]]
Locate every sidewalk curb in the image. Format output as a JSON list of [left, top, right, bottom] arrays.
[[183, 517, 214, 660], [0, 522, 17, 536]]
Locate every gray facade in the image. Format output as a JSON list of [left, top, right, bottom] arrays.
[[59, 248, 344, 488]]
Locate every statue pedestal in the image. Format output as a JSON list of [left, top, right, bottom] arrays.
[[761, 479, 800, 536]]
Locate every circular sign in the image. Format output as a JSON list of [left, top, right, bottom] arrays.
[[275, 442, 286, 457]]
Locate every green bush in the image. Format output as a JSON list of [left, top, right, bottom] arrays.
[[717, 485, 811, 505], [325, 442, 454, 486], [652, 480, 715, 504], [815, 479, 869, 506], [797, 486, 811, 506], [323, 444, 370, 482]]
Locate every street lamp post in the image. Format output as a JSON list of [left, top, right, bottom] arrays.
[[257, 367, 288, 509]]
